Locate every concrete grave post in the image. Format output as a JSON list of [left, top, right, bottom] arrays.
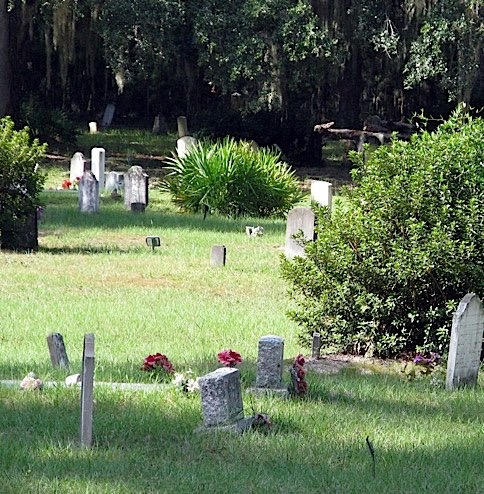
[[78, 171, 99, 213], [310, 180, 333, 210], [284, 207, 316, 259], [124, 166, 148, 212], [312, 332, 322, 359], [47, 332, 70, 370], [210, 245, 226, 267], [70, 152, 85, 183], [80, 333, 95, 448], [446, 293, 484, 390], [91, 148, 106, 191]]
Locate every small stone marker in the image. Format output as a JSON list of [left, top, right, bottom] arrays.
[[70, 152, 85, 183], [80, 333, 95, 448], [176, 135, 197, 159], [146, 236, 161, 252], [310, 180, 333, 210], [210, 245, 226, 267], [198, 367, 251, 432], [46, 332, 70, 369], [312, 332, 322, 359], [124, 166, 148, 212], [101, 103, 115, 128], [105, 171, 124, 193], [91, 147, 106, 191], [284, 207, 316, 259], [251, 335, 287, 396], [78, 171, 99, 213], [177, 116, 188, 137], [446, 293, 484, 390], [88, 122, 97, 134]]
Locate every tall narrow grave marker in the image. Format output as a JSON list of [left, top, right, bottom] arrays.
[[124, 166, 148, 212], [80, 333, 95, 448], [91, 147, 106, 191], [310, 180, 333, 210], [47, 332, 70, 370], [210, 245, 226, 267], [70, 152, 85, 183], [284, 207, 315, 259], [78, 171, 99, 213]]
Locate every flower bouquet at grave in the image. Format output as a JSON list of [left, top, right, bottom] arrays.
[[172, 370, 200, 393], [141, 353, 175, 382], [289, 354, 308, 396], [217, 349, 243, 367], [61, 177, 80, 190]]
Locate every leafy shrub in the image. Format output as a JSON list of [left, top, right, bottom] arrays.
[[281, 108, 483, 358], [0, 117, 46, 249], [161, 137, 305, 217]]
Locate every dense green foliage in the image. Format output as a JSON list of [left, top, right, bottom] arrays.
[[281, 109, 484, 357], [0, 116, 46, 248], [161, 137, 305, 217]]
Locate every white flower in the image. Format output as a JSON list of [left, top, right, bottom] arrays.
[[172, 373, 185, 387], [186, 378, 200, 392]]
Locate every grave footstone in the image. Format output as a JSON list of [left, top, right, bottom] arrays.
[[79, 171, 99, 213], [176, 136, 197, 159], [47, 332, 70, 369], [80, 333, 95, 448], [124, 166, 148, 212], [210, 245, 226, 267], [91, 148, 106, 191], [198, 368, 251, 432], [70, 152, 86, 183], [284, 207, 316, 259], [446, 293, 484, 390], [311, 180, 333, 210]]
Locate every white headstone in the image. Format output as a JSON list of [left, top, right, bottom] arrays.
[[70, 152, 85, 183], [284, 207, 316, 259], [446, 293, 483, 390], [311, 180, 332, 209], [176, 136, 197, 159], [91, 148, 106, 191], [88, 122, 98, 134], [105, 171, 124, 193]]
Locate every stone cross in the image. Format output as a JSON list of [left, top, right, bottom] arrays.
[[91, 147, 106, 191], [310, 180, 333, 210], [70, 152, 85, 183], [78, 171, 99, 213], [46, 332, 70, 370], [124, 166, 148, 212], [199, 367, 244, 428], [446, 293, 483, 390], [284, 207, 316, 259], [210, 245, 226, 266], [80, 333, 95, 448]]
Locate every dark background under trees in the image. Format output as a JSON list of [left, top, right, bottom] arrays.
[[0, 0, 482, 164]]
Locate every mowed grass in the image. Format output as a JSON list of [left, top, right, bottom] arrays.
[[0, 176, 483, 493]]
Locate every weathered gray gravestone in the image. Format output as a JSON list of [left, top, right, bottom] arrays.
[[312, 332, 322, 359], [47, 332, 70, 369], [124, 166, 148, 212], [177, 116, 188, 137], [80, 333, 95, 448], [101, 103, 115, 128], [70, 152, 85, 183], [446, 293, 484, 390], [210, 245, 226, 267], [310, 180, 333, 210], [251, 335, 287, 396], [284, 207, 316, 259], [198, 367, 251, 432], [91, 147, 106, 191], [78, 171, 99, 213]]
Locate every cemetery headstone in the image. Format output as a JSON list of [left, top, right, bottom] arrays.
[[310, 180, 333, 210], [251, 335, 287, 396], [198, 367, 251, 432], [176, 136, 197, 159], [70, 152, 86, 183], [177, 116, 188, 138], [210, 245, 226, 267], [152, 114, 168, 134], [91, 148, 106, 191], [312, 332, 322, 359], [46, 332, 70, 370], [89, 122, 98, 134], [284, 207, 316, 259], [80, 333, 95, 448], [79, 171, 99, 213], [105, 171, 124, 193], [101, 103, 115, 128], [124, 166, 148, 212], [446, 293, 484, 390]]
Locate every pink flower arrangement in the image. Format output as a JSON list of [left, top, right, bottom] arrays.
[[217, 349, 243, 367], [290, 354, 308, 396], [141, 353, 174, 374]]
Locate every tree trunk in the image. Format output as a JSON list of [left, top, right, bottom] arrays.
[[0, 0, 11, 117]]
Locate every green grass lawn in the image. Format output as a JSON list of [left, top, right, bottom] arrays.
[[0, 151, 482, 493]]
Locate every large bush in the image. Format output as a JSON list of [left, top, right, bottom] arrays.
[[281, 109, 483, 357], [161, 137, 305, 217], [0, 117, 46, 250]]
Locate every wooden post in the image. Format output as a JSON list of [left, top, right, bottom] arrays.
[[311, 332, 321, 359], [80, 333, 95, 448], [46, 332, 70, 369]]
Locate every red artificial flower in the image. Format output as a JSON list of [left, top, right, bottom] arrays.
[[217, 349, 243, 367], [296, 380, 308, 393], [297, 367, 306, 380], [141, 353, 174, 373], [62, 179, 72, 189], [295, 354, 305, 366]]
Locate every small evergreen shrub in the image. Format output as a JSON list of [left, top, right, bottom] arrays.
[[281, 108, 483, 357], [161, 137, 305, 217], [0, 117, 46, 249]]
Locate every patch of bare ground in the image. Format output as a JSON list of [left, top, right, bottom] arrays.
[[305, 354, 397, 375], [295, 162, 354, 194]]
